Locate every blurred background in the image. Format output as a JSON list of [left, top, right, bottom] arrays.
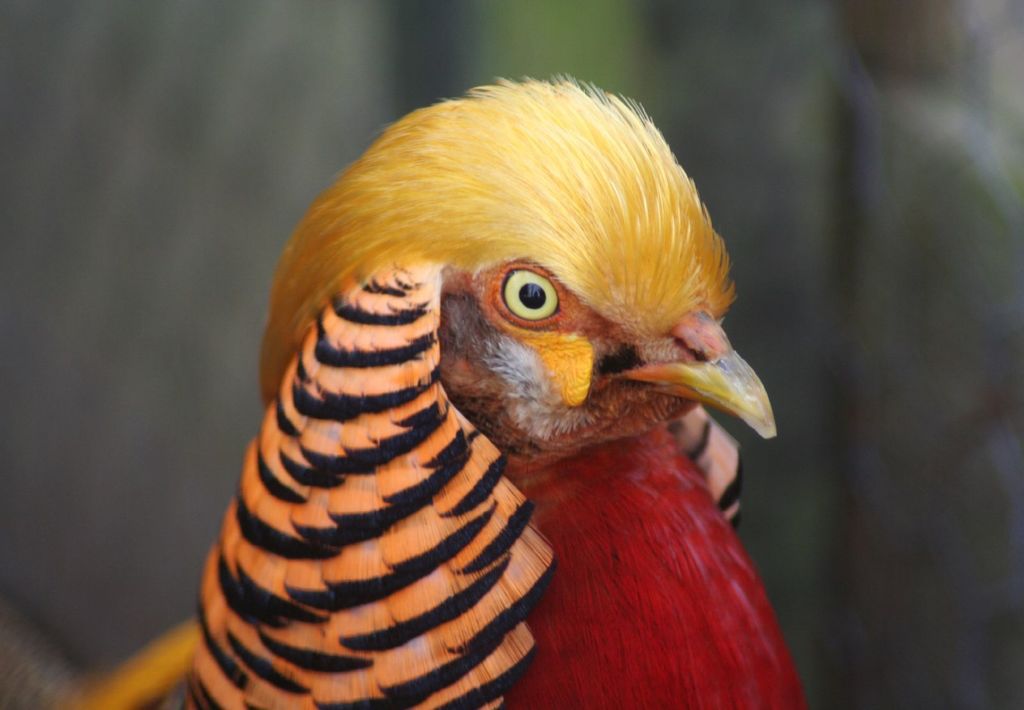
[[1, 1, 1023, 707]]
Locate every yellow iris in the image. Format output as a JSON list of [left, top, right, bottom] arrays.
[[503, 270, 558, 320]]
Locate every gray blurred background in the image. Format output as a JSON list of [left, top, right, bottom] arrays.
[[1, 1, 1023, 707]]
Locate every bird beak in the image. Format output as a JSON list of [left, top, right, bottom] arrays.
[[623, 314, 777, 439]]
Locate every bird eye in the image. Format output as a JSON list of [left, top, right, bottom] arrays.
[[502, 270, 559, 321]]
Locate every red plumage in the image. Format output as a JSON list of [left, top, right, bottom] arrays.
[[506, 426, 805, 708]]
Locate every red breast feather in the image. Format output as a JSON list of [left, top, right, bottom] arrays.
[[506, 426, 805, 708]]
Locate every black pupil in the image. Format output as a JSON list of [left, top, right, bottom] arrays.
[[519, 282, 547, 310]]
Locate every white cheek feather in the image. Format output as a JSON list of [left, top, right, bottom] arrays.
[[483, 334, 593, 441]]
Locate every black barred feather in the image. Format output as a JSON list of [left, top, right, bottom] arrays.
[[188, 268, 554, 709]]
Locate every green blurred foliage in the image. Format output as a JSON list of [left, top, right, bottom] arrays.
[[477, 0, 639, 91]]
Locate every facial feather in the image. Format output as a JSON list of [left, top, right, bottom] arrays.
[[480, 333, 595, 441], [437, 278, 694, 468]]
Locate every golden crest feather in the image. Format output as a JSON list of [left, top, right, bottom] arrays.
[[261, 79, 733, 402]]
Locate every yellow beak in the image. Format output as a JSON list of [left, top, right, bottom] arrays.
[[625, 349, 777, 439]]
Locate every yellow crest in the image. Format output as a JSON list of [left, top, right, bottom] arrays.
[[260, 79, 734, 401]]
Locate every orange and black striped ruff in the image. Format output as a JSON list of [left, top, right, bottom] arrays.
[[190, 266, 554, 709]]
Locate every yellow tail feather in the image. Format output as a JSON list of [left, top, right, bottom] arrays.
[[72, 620, 198, 710]]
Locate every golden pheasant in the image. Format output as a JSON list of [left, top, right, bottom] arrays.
[[78, 79, 804, 709]]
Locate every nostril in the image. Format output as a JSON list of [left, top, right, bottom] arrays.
[[671, 312, 731, 362], [674, 338, 709, 363]]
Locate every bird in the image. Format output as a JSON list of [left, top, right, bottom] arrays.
[[76, 78, 805, 709]]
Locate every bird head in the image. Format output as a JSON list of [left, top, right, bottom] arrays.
[[260, 79, 774, 468]]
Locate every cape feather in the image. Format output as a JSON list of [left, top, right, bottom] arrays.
[[190, 266, 554, 709]]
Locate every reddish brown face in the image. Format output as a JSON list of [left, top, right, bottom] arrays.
[[437, 260, 774, 472]]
